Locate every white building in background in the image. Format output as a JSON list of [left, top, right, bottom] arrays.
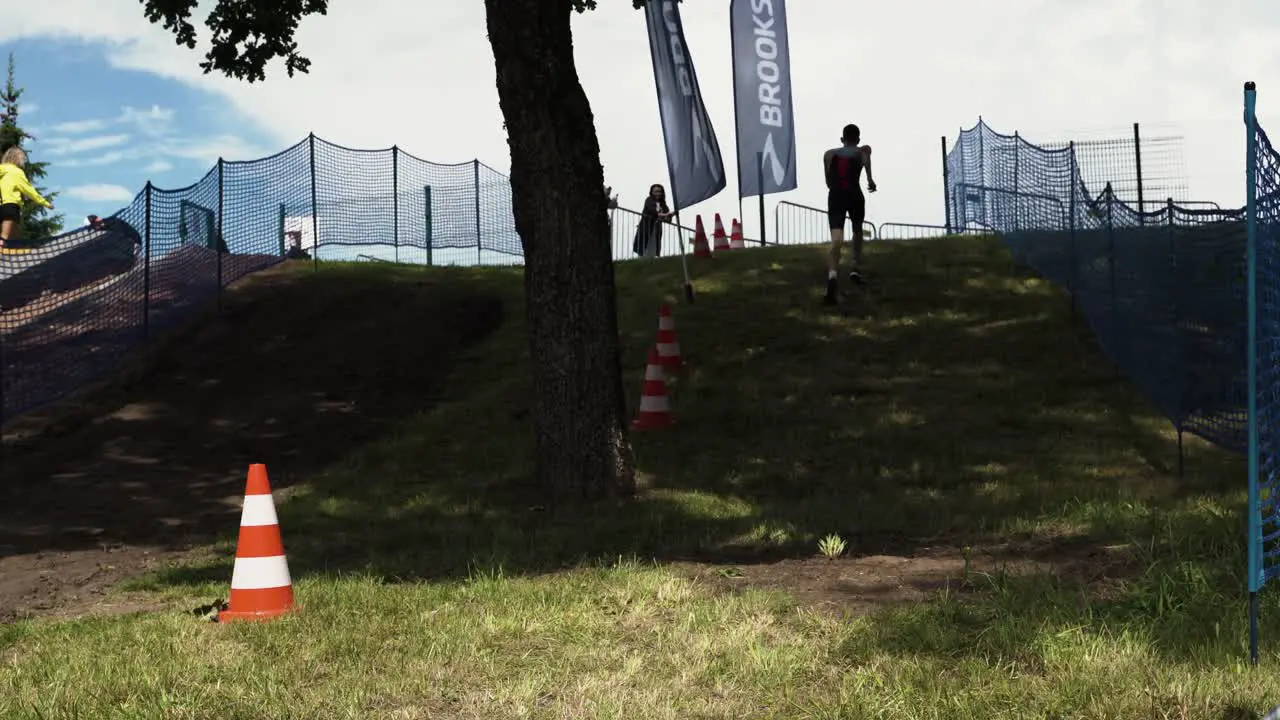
[[282, 216, 317, 251]]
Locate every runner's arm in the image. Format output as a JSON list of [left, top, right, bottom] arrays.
[[822, 149, 834, 189], [862, 146, 876, 190]]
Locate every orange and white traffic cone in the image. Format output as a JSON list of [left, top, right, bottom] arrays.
[[730, 219, 746, 249], [219, 464, 295, 623], [655, 303, 684, 370], [712, 213, 730, 252], [693, 214, 712, 258], [632, 346, 675, 430]]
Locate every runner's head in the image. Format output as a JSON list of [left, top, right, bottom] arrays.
[[841, 124, 860, 146]]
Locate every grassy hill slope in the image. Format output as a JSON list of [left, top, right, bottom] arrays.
[[1, 236, 1274, 719]]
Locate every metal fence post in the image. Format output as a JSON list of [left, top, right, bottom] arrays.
[[144, 182, 153, 342], [392, 145, 400, 264], [756, 150, 766, 245], [424, 185, 433, 266], [977, 116, 987, 228], [1134, 122, 1146, 225], [1068, 141, 1078, 314], [1244, 79, 1262, 667], [1105, 181, 1117, 334], [473, 159, 482, 266], [1167, 197, 1184, 476], [951, 185, 963, 232], [1012, 132, 1020, 231], [941, 136, 953, 234], [309, 133, 319, 271], [277, 203, 286, 256], [216, 158, 224, 309]]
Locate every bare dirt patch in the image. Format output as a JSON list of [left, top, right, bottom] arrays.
[[674, 540, 1142, 617]]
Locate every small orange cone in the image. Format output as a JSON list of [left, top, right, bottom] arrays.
[[712, 213, 730, 252], [655, 304, 684, 370], [220, 464, 295, 622], [729, 219, 746, 250], [693, 214, 712, 258], [632, 346, 675, 430]]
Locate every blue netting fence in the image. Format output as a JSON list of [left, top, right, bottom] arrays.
[[0, 134, 716, 427], [1248, 86, 1280, 606], [944, 118, 1249, 453]]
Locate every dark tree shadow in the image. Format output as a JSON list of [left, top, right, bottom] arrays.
[[0, 262, 505, 561]]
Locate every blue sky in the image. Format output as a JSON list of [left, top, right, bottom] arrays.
[[5, 37, 271, 229]]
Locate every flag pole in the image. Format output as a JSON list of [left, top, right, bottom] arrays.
[[644, 2, 695, 303], [757, 151, 767, 245], [730, 0, 745, 239]]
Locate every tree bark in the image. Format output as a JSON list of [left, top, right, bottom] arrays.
[[484, 0, 636, 501]]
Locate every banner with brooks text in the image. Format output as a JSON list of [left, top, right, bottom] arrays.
[[730, 0, 797, 197], [644, 0, 726, 210]]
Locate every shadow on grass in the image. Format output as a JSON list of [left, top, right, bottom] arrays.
[[0, 262, 506, 560], [120, 237, 1260, 668], [832, 491, 1269, 667]]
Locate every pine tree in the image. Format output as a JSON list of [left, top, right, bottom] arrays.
[[0, 53, 63, 241]]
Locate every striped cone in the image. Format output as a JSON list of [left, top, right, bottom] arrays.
[[712, 213, 730, 252], [729, 219, 746, 249], [632, 346, 675, 430], [655, 304, 684, 370], [220, 464, 295, 622], [693, 214, 712, 258]]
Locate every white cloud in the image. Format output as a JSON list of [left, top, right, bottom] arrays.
[[43, 133, 130, 156], [54, 150, 129, 168], [43, 105, 173, 145], [64, 183, 136, 202], [50, 118, 108, 134], [39, 104, 194, 176], [19, 102, 37, 115], [6, 0, 1280, 228], [159, 134, 262, 163], [117, 104, 174, 136], [50, 135, 265, 181]]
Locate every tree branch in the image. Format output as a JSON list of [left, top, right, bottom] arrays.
[[139, 0, 662, 83], [140, 0, 329, 83]]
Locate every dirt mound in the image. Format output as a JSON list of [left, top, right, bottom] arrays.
[[0, 264, 505, 621]]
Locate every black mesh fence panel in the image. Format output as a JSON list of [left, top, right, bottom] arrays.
[[0, 133, 689, 426]]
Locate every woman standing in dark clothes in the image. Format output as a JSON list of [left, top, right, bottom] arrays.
[[633, 183, 672, 258]]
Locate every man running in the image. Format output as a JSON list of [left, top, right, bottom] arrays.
[[822, 123, 876, 305]]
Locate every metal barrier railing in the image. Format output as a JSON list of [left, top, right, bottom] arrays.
[[774, 201, 878, 247], [609, 206, 772, 260], [610, 200, 994, 263], [952, 182, 1069, 233], [1170, 200, 1222, 211], [608, 206, 700, 261], [877, 222, 989, 240]]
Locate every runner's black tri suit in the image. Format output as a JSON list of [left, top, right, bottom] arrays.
[[825, 144, 866, 232]]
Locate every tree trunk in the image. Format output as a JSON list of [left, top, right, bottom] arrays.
[[484, 0, 636, 501]]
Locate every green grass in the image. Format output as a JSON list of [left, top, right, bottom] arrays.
[[3, 235, 1279, 718]]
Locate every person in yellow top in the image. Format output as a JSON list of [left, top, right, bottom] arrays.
[[0, 146, 54, 247]]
